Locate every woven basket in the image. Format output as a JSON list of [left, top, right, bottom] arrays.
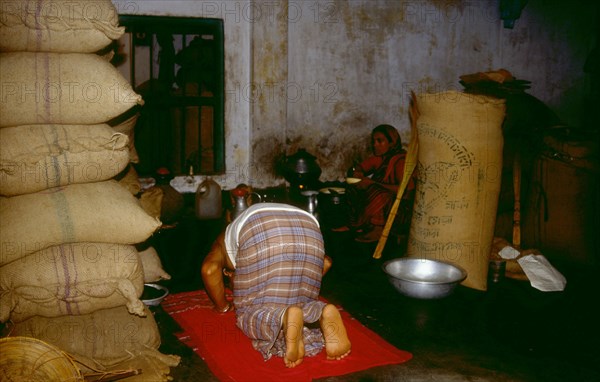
[[0, 336, 83, 382]]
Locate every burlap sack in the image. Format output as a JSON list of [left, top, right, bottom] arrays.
[[9, 305, 168, 367], [102, 351, 181, 382], [0, 52, 143, 127], [0, 180, 162, 266], [139, 246, 171, 283], [110, 112, 140, 163], [0, 242, 144, 322], [116, 164, 142, 196], [0, 124, 130, 196], [0, 0, 124, 53], [407, 91, 505, 291], [139, 186, 164, 221]]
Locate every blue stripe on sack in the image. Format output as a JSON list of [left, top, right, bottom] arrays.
[[50, 190, 75, 242]]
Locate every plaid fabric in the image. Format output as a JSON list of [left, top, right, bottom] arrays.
[[233, 209, 327, 360]]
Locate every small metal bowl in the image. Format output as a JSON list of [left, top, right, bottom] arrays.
[[382, 258, 467, 299], [141, 283, 169, 306]]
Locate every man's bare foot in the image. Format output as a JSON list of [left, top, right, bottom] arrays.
[[283, 306, 305, 368], [320, 304, 351, 360]]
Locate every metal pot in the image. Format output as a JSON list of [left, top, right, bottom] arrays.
[[318, 187, 347, 228], [318, 187, 345, 206], [280, 148, 321, 188]]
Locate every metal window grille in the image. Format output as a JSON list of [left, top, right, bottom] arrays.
[[114, 15, 225, 176]]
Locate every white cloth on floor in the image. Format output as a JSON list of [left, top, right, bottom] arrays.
[[517, 254, 567, 292]]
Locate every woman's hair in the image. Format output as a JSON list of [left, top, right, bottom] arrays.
[[371, 124, 403, 155]]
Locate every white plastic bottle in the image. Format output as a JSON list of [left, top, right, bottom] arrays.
[[195, 177, 222, 219]]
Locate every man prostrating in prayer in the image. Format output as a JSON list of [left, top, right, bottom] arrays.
[[201, 202, 351, 368]]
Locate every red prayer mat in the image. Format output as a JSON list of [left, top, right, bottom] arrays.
[[162, 290, 412, 382]]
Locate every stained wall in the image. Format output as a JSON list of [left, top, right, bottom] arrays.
[[114, 0, 597, 189]]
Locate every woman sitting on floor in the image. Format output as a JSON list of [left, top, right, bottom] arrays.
[[201, 202, 350, 368], [344, 124, 415, 242]]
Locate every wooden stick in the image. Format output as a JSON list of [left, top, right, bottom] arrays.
[[373, 92, 420, 259], [512, 151, 521, 249]]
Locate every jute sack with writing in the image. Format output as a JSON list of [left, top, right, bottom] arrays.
[[110, 111, 141, 164], [0, 52, 143, 127], [9, 305, 174, 367], [407, 91, 505, 291], [11, 305, 181, 381], [0, 180, 161, 266], [0, 124, 129, 196], [0, 0, 124, 53], [0, 242, 145, 323]]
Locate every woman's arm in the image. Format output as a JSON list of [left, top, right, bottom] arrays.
[[352, 156, 380, 190], [360, 177, 398, 193], [354, 155, 401, 193], [353, 156, 379, 178]]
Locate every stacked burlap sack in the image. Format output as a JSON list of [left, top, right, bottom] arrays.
[[0, 1, 179, 380]]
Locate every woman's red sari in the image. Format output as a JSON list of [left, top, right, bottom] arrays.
[[346, 125, 414, 234]]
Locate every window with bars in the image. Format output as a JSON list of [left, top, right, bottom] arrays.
[[113, 15, 225, 176]]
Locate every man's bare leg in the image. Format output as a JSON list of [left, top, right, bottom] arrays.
[[320, 304, 351, 360], [283, 306, 305, 368]]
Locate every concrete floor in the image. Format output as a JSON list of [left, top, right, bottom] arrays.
[[152, 197, 600, 382]]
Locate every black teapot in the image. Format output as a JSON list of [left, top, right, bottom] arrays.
[[279, 148, 322, 190]]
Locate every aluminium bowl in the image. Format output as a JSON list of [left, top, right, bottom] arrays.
[[142, 283, 170, 306], [382, 258, 467, 299]]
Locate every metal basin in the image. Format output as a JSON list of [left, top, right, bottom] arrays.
[[382, 258, 467, 299], [141, 283, 169, 306]]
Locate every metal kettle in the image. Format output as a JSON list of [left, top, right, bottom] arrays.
[[280, 148, 322, 188], [230, 186, 262, 221]]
